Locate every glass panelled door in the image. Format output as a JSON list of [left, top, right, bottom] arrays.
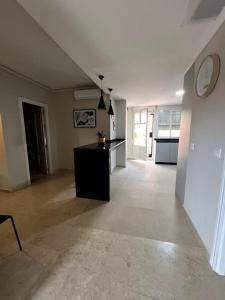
[[147, 112, 154, 158], [132, 109, 148, 160]]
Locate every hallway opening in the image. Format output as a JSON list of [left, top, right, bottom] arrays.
[[22, 102, 49, 182]]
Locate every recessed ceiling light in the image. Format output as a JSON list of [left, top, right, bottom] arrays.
[[176, 90, 185, 96]]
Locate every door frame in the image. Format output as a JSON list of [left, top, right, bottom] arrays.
[[210, 157, 225, 275], [18, 97, 53, 184]]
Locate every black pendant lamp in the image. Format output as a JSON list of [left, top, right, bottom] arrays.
[[108, 88, 115, 116], [98, 75, 106, 110]]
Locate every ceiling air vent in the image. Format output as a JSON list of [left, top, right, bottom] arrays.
[[74, 89, 101, 100], [183, 0, 225, 24]]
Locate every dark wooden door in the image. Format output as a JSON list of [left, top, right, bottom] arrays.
[[34, 107, 49, 174]]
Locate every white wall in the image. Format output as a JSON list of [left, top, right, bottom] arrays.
[[115, 100, 126, 139], [179, 21, 225, 255], [0, 69, 58, 190], [53, 91, 110, 170], [175, 64, 195, 203]]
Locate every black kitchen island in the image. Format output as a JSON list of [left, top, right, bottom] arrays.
[[74, 139, 126, 201]]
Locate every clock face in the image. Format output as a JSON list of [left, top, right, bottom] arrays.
[[196, 55, 220, 98]]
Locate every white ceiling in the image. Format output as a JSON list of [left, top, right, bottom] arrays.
[[15, 0, 225, 104], [0, 0, 93, 90]]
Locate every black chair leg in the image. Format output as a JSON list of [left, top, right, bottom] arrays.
[[10, 216, 22, 251]]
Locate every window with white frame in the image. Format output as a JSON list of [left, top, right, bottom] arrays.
[[158, 109, 181, 138]]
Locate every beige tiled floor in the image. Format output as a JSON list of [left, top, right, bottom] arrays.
[[0, 160, 224, 299]]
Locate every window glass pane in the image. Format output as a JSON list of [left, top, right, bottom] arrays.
[[158, 109, 181, 138], [134, 124, 146, 146], [171, 111, 181, 124], [140, 111, 147, 123], [134, 112, 140, 124], [159, 110, 170, 124], [171, 125, 180, 137], [158, 125, 170, 137]]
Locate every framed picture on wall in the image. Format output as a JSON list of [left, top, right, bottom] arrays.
[[73, 109, 96, 128]]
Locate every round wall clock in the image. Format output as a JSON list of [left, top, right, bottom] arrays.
[[195, 54, 220, 98]]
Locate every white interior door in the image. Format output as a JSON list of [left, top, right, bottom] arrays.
[[132, 109, 148, 160]]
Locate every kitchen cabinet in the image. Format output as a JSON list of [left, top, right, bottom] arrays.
[[155, 138, 179, 164]]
